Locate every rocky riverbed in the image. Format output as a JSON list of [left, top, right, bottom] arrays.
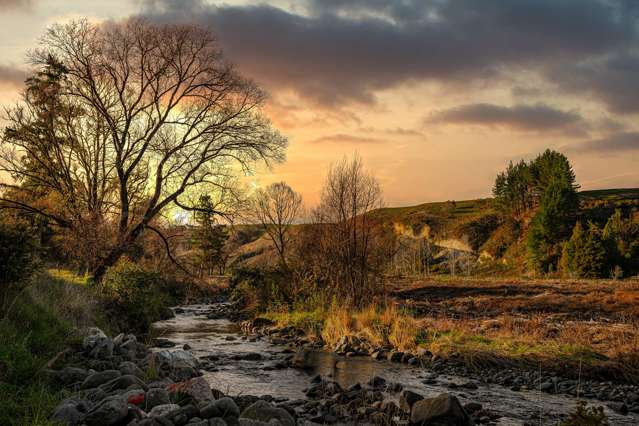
[[45, 303, 639, 425]]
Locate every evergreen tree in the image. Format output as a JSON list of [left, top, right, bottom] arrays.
[[194, 195, 229, 276], [526, 179, 578, 273], [602, 210, 639, 276], [561, 222, 607, 278]]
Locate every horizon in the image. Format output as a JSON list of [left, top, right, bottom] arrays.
[[1, 0, 638, 206]]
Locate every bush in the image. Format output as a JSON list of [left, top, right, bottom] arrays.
[[229, 267, 294, 313], [0, 222, 38, 298], [561, 222, 608, 279], [100, 259, 174, 334], [560, 401, 608, 426]]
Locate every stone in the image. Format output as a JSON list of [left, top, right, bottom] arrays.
[[387, 351, 404, 362], [52, 399, 92, 425], [208, 418, 228, 426], [81, 370, 122, 389], [119, 361, 145, 378], [149, 404, 181, 417], [55, 367, 90, 385], [410, 393, 472, 426], [178, 376, 214, 404], [463, 402, 482, 413], [233, 352, 262, 361], [82, 328, 115, 359], [146, 387, 171, 410], [82, 395, 128, 426], [201, 397, 240, 419], [399, 390, 424, 413], [99, 374, 147, 392], [368, 376, 387, 387], [290, 349, 312, 369], [240, 401, 295, 426]]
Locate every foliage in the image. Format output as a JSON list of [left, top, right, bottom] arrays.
[[193, 195, 230, 276], [561, 222, 608, 278], [527, 179, 578, 273], [99, 259, 174, 334], [602, 209, 639, 277], [493, 149, 578, 218], [0, 19, 286, 280], [0, 222, 39, 291], [560, 401, 608, 426], [229, 267, 297, 313]]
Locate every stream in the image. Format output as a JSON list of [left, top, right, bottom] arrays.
[[152, 304, 638, 425]]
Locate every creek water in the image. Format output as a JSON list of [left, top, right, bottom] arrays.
[[152, 305, 638, 426]]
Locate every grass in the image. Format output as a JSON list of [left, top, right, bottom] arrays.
[[0, 270, 108, 426]]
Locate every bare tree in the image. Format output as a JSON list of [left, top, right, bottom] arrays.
[[0, 19, 286, 280], [251, 182, 303, 267], [310, 155, 385, 306]]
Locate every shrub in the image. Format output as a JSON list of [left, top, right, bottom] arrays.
[[561, 222, 608, 279], [229, 267, 295, 313], [560, 401, 608, 426], [100, 259, 173, 334], [0, 222, 38, 295]]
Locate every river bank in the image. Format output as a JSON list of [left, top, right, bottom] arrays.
[[40, 302, 639, 425]]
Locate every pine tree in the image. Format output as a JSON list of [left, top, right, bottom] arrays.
[[561, 222, 608, 278]]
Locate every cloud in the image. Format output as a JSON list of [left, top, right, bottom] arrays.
[[0, 65, 26, 88], [307, 133, 382, 144], [0, 0, 32, 11], [549, 51, 639, 114], [141, 0, 639, 107], [564, 132, 639, 154], [428, 103, 588, 135]]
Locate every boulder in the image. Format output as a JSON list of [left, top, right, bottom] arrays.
[[82, 328, 114, 359], [200, 397, 240, 419], [149, 403, 180, 417], [54, 367, 90, 385], [82, 395, 128, 426], [240, 401, 295, 426], [410, 393, 472, 426], [209, 418, 229, 426], [172, 376, 214, 405], [399, 390, 424, 413], [81, 370, 122, 389], [119, 361, 145, 378], [99, 374, 147, 393], [52, 399, 92, 425], [146, 387, 171, 410], [368, 376, 387, 388]]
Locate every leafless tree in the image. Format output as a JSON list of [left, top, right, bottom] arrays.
[[0, 19, 286, 280], [251, 182, 303, 267], [310, 155, 385, 306]]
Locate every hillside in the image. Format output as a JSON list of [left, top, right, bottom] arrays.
[[226, 188, 639, 273]]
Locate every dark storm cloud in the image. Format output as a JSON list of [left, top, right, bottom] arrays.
[[141, 0, 639, 108], [0, 65, 26, 88], [428, 103, 587, 134], [565, 132, 639, 154], [549, 51, 639, 114]]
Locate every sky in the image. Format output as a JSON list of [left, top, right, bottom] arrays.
[[1, 0, 638, 207]]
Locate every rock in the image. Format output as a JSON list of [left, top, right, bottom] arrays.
[[240, 401, 295, 426], [122, 389, 146, 406], [52, 399, 92, 425], [399, 390, 424, 413], [177, 377, 214, 404], [154, 350, 200, 381], [291, 349, 312, 369], [82, 328, 114, 359], [387, 351, 404, 362], [368, 376, 387, 387], [607, 402, 629, 415], [410, 393, 472, 426], [200, 397, 240, 419], [146, 387, 171, 410], [149, 403, 181, 417], [153, 338, 177, 348], [238, 420, 278, 426], [119, 361, 145, 378], [99, 374, 147, 392], [225, 336, 237, 341], [463, 402, 482, 413], [208, 419, 228, 426], [55, 367, 90, 385], [81, 370, 122, 389], [233, 352, 262, 361], [82, 395, 128, 426]]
